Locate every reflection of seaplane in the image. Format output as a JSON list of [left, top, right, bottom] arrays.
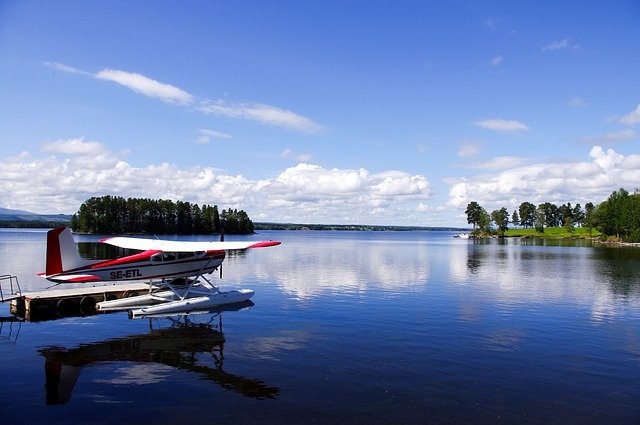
[[39, 309, 280, 404], [38, 227, 280, 317]]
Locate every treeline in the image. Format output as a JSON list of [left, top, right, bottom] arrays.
[[465, 188, 640, 242], [71, 196, 254, 235], [0, 220, 71, 229], [254, 223, 467, 231]]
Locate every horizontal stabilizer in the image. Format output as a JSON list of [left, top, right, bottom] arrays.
[[39, 274, 102, 283]]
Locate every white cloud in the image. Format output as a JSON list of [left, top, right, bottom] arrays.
[[483, 17, 500, 29], [48, 62, 323, 132], [199, 100, 323, 133], [45, 61, 91, 76], [95, 69, 195, 105], [580, 129, 637, 145], [458, 143, 481, 157], [0, 142, 431, 224], [41, 138, 108, 155], [491, 56, 504, 66], [447, 146, 640, 210], [469, 156, 528, 170], [280, 149, 312, 162], [589, 146, 623, 170], [619, 103, 640, 125], [195, 129, 232, 144], [568, 97, 587, 107], [542, 38, 579, 51], [474, 119, 529, 132]]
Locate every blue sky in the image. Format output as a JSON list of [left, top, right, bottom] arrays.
[[1, 1, 639, 226]]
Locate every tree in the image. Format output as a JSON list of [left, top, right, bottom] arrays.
[[572, 204, 585, 227], [538, 202, 559, 227], [477, 207, 492, 233], [534, 205, 545, 233], [584, 202, 595, 235], [491, 207, 509, 235], [511, 210, 520, 227], [465, 201, 483, 230], [518, 202, 536, 228], [213, 205, 220, 234], [592, 188, 640, 241], [72, 196, 253, 235]]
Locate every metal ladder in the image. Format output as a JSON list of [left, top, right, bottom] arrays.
[[0, 275, 22, 303]]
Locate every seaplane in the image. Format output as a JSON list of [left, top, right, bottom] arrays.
[[38, 227, 280, 317]]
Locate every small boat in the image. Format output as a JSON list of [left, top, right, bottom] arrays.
[[453, 233, 471, 239]]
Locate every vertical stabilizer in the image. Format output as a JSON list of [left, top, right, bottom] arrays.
[[45, 227, 91, 275]]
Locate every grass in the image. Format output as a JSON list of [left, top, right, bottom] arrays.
[[502, 227, 601, 238]]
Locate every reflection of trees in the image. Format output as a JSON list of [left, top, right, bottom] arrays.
[[466, 249, 482, 275], [592, 247, 640, 296], [78, 242, 133, 260], [39, 313, 279, 405], [460, 238, 640, 318], [77, 242, 250, 260]]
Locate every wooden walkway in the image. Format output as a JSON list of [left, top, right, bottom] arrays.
[[8, 282, 150, 322]]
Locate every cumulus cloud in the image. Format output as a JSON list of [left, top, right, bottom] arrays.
[[47, 62, 323, 132], [0, 140, 431, 224], [447, 146, 640, 209], [474, 118, 530, 132], [41, 138, 108, 155], [619, 103, 640, 125], [263, 164, 429, 203]]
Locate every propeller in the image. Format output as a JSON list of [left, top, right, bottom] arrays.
[[219, 227, 224, 279]]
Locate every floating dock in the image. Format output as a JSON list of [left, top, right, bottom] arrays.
[[8, 282, 150, 322]]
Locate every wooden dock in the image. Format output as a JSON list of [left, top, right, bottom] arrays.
[[9, 282, 150, 322]]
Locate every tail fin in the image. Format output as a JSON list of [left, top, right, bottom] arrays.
[[45, 227, 92, 276]]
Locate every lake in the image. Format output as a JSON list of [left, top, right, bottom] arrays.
[[1, 229, 639, 424]]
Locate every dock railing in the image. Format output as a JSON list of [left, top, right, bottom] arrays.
[[0, 275, 22, 303]]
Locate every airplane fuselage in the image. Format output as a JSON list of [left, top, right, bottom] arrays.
[[44, 249, 226, 283], [39, 227, 279, 285]]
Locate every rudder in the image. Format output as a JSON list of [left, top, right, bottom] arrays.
[[45, 227, 91, 276]]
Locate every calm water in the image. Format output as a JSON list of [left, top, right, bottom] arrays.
[[1, 229, 639, 424]]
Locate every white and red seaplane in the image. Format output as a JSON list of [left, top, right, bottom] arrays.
[[39, 227, 280, 317]]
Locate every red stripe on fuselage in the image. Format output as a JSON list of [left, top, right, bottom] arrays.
[[89, 250, 162, 269], [54, 250, 226, 281]]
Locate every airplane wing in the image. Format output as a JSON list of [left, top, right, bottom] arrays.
[[100, 236, 280, 252]]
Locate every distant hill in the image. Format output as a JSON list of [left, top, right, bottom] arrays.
[[0, 207, 72, 227]]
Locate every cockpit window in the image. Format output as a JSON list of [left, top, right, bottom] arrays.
[[162, 253, 176, 262]]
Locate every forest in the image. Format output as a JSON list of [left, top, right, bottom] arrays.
[[71, 196, 254, 235], [465, 188, 640, 242]]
